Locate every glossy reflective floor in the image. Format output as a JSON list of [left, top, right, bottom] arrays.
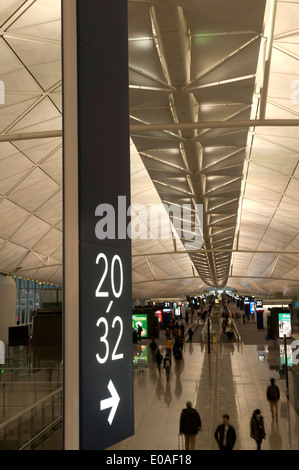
[[108, 315, 299, 451], [2, 309, 299, 450]]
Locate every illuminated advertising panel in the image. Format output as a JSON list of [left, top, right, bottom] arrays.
[[278, 312, 291, 338], [132, 314, 148, 338], [133, 345, 148, 367], [155, 309, 162, 323], [174, 306, 181, 316], [280, 344, 292, 366]]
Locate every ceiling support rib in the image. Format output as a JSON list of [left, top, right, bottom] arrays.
[[132, 249, 299, 257], [259, 0, 278, 119], [1, 120, 298, 143], [130, 119, 299, 132], [0, 130, 63, 142]]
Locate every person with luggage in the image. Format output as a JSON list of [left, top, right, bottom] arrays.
[[179, 401, 202, 450]]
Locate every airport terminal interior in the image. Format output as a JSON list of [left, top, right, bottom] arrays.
[[1, 0, 299, 451]]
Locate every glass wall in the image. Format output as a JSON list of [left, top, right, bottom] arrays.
[[14, 278, 62, 328]]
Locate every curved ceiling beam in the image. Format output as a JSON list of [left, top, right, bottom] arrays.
[[130, 119, 299, 132]]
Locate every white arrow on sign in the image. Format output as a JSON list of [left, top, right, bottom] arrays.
[[100, 380, 120, 425]]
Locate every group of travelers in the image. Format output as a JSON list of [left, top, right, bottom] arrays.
[[178, 377, 280, 450], [149, 337, 170, 378], [150, 333, 185, 379], [232, 311, 242, 323], [222, 318, 234, 342], [164, 317, 186, 339], [145, 297, 282, 450], [147, 307, 198, 380]]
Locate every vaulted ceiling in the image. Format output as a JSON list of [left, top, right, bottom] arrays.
[[0, 0, 62, 285], [0, 0, 299, 298]]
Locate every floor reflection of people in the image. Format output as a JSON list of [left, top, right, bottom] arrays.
[[174, 373, 183, 400], [164, 381, 172, 407], [268, 420, 282, 450], [155, 376, 164, 401]]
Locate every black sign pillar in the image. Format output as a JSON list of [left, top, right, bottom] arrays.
[[63, 0, 134, 450], [256, 300, 264, 329]]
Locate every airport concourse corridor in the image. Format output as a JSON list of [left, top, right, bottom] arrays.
[[108, 324, 299, 451]]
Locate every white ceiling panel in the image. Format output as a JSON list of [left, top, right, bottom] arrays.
[[8, 167, 60, 212], [0, 199, 29, 239], [10, 215, 51, 249], [0, 152, 33, 194], [14, 138, 62, 164], [0, 0, 298, 300]]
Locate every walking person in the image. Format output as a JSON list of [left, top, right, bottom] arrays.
[[163, 353, 172, 381], [149, 338, 158, 362], [214, 414, 236, 450], [188, 327, 193, 343], [173, 337, 183, 372], [250, 409, 266, 450], [137, 324, 143, 341], [228, 325, 234, 342], [155, 349, 163, 376], [166, 337, 172, 356], [179, 401, 202, 450], [266, 378, 280, 420]]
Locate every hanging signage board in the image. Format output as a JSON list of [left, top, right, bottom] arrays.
[[256, 299, 264, 311], [63, 0, 134, 450]]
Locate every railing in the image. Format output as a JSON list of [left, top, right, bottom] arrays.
[[201, 315, 222, 343], [230, 318, 241, 342], [200, 311, 241, 344], [19, 415, 62, 450], [226, 306, 242, 342], [0, 387, 62, 450], [184, 317, 200, 342], [201, 316, 210, 342]]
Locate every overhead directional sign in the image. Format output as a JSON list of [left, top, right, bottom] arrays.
[[256, 299, 264, 311]]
